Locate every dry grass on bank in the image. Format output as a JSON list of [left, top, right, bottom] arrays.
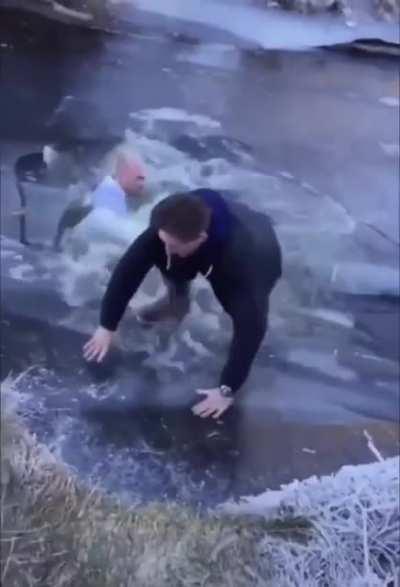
[[1, 376, 398, 586], [0, 380, 311, 587]]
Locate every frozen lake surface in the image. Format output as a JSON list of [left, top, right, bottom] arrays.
[[1, 6, 399, 507]]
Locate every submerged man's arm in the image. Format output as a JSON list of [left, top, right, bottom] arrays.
[[53, 196, 94, 250]]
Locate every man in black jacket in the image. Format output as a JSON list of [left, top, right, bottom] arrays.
[[83, 188, 282, 418]]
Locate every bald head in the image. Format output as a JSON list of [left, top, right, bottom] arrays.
[[115, 153, 147, 196]]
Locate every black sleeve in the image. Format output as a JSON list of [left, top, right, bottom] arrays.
[[100, 229, 158, 331], [53, 201, 94, 250], [219, 294, 268, 393]]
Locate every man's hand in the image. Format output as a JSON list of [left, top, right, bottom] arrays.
[[83, 326, 114, 363], [192, 388, 233, 419]]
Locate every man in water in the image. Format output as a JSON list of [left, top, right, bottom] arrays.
[[83, 189, 282, 419], [53, 152, 147, 250]]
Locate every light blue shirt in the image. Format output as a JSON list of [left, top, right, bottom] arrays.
[[92, 176, 127, 216]]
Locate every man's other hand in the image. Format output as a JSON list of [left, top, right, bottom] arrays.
[[83, 327, 114, 363], [192, 388, 233, 419]]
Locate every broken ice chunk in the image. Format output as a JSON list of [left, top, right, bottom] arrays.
[[331, 262, 400, 297]]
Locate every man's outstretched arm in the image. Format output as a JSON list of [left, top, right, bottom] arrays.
[[192, 292, 268, 419], [220, 294, 268, 393], [84, 228, 158, 363], [100, 228, 157, 332]]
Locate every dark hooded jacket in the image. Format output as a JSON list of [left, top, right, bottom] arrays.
[[100, 189, 282, 393]]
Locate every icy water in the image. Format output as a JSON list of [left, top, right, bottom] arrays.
[[1, 8, 399, 507]]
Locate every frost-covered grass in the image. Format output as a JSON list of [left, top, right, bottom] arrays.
[[261, 0, 400, 20], [223, 457, 400, 585], [262, 0, 347, 14], [0, 378, 310, 587], [1, 376, 399, 586]]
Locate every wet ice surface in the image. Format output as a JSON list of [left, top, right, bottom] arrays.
[[3, 313, 399, 508], [2, 119, 398, 505], [1, 17, 399, 506]]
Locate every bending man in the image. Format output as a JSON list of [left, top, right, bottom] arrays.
[[83, 189, 282, 418]]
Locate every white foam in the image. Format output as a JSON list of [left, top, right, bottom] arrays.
[[181, 330, 212, 357], [48, 119, 360, 318], [83, 381, 120, 401], [8, 263, 35, 281], [296, 308, 354, 328], [1, 249, 22, 260], [73, 207, 138, 245], [379, 96, 400, 108], [130, 108, 221, 130], [0, 235, 24, 251], [191, 302, 220, 331], [379, 141, 400, 158], [143, 338, 185, 372]]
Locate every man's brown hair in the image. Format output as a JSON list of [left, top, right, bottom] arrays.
[[151, 193, 211, 242]]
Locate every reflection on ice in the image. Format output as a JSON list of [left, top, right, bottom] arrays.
[[288, 348, 356, 381]]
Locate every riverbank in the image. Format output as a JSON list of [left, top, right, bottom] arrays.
[[2, 381, 398, 586]]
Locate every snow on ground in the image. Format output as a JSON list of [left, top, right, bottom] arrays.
[[130, 0, 399, 48], [221, 455, 400, 586]]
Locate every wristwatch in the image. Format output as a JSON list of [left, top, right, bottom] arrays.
[[219, 385, 233, 399]]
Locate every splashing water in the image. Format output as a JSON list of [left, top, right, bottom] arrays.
[[40, 108, 356, 316], [7, 106, 385, 388], [3, 107, 398, 518]]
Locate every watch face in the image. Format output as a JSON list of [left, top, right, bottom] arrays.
[[220, 386, 233, 398]]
